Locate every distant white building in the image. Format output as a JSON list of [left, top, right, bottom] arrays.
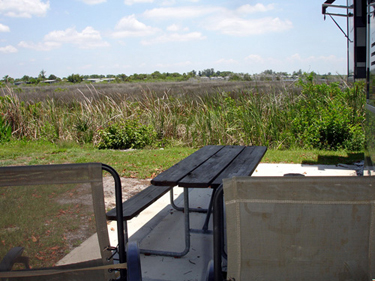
[[42, 79, 57, 84], [84, 78, 115, 83]]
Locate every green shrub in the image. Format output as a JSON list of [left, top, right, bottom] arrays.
[[97, 120, 156, 149], [0, 115, 11, 142], [74, 117, 94, 144], [290, 79, 365, 150]]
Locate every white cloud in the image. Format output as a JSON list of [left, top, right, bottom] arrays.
[[0, 45, 17, 53], [161, 0, 175, 5], [44, 26, 110, 48], [143, 6, 218, 19], [0, 0, 50, 18], [236, 4, 275, 14], [167, 24, 188, 32], [144, 4, 291, 36], [18, 41, 61, 51], [141, 31, 206, 45], [124, 0, 154, 5], [207, 17, 292, 36], [112, 15, 159, 38], [167, 24, 180, 32], [19, 27, 109, 51], [0, 23, 10, 32], [80, 0, 107, 4]]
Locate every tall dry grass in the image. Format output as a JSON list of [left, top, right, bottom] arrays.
[[0, 78, 365, 150]]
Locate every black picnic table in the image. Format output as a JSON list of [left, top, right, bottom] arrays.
[[150, 145, 267, 257]]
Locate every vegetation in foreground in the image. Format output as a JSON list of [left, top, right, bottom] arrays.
[[0, 74, 366, 153], [0, 140, 364, 178]]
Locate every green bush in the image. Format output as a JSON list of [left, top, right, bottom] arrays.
[[0, 115, 11, 142], [290, 80, 365, 150], [97, 120, 156, 149]]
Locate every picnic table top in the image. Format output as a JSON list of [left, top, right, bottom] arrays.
[[151, 145, 267, 188]]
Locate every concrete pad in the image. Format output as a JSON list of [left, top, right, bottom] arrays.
[[253, 163, 358, 177], [57, 233, 100, 265]]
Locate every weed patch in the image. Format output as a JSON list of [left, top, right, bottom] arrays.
[[0, 78, 366, 151]]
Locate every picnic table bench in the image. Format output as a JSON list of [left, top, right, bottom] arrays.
[[105, 145, 267, 258], [106, 185, 172, 245]]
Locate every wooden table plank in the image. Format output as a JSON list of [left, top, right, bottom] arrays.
[[151, 145, 224, 186], [211, 146, 267, 188], [178, 146, 245, 188]]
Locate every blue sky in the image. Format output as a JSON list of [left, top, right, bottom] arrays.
[[0, 0, 348, 79]]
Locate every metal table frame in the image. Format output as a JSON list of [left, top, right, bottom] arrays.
[[148, 145, 267, 258]]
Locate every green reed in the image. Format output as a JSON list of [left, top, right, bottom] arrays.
[[0, 78, 366, 151]]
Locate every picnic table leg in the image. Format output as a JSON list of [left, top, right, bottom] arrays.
[[213, 184, 225, 281], [202, 188, 217, 232], [140, 187, 190, 257], [169, 187, 209, 213]]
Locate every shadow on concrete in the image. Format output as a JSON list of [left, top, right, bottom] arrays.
[[302, 152, 364, 165]]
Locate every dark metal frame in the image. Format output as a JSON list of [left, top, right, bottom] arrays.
[[213, 184, 225, 281], [101, 164, 127, 279]]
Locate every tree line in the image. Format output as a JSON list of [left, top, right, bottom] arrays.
[[1, 68, 334, 85]]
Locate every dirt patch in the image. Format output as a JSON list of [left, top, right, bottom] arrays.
[[103, 176, 151, 210]]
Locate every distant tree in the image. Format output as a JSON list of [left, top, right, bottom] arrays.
[[229, 74, 241, 81], [279, 72, 289, 76], [29, 78, 38, 84], [189, 70, 196, 76], [219, 71, 232, 77], [39, 69, 46, 80], [262, 69, 273, 75], [21, 75, 30, 82], [116, 74, 128, 82], [170, 72, 181, 78], [201, 68, 215, 77], [243, 74, 252, 81], [67, 73, 83, 83], [151, 71, 162, 79], [292, 69, 303, 76], [48, 74, 57, 80], [2, 75, 14, 84]]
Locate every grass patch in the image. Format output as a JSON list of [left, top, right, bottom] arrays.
[[0, 140, 195, 178], [0, 141, 364, 178]]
